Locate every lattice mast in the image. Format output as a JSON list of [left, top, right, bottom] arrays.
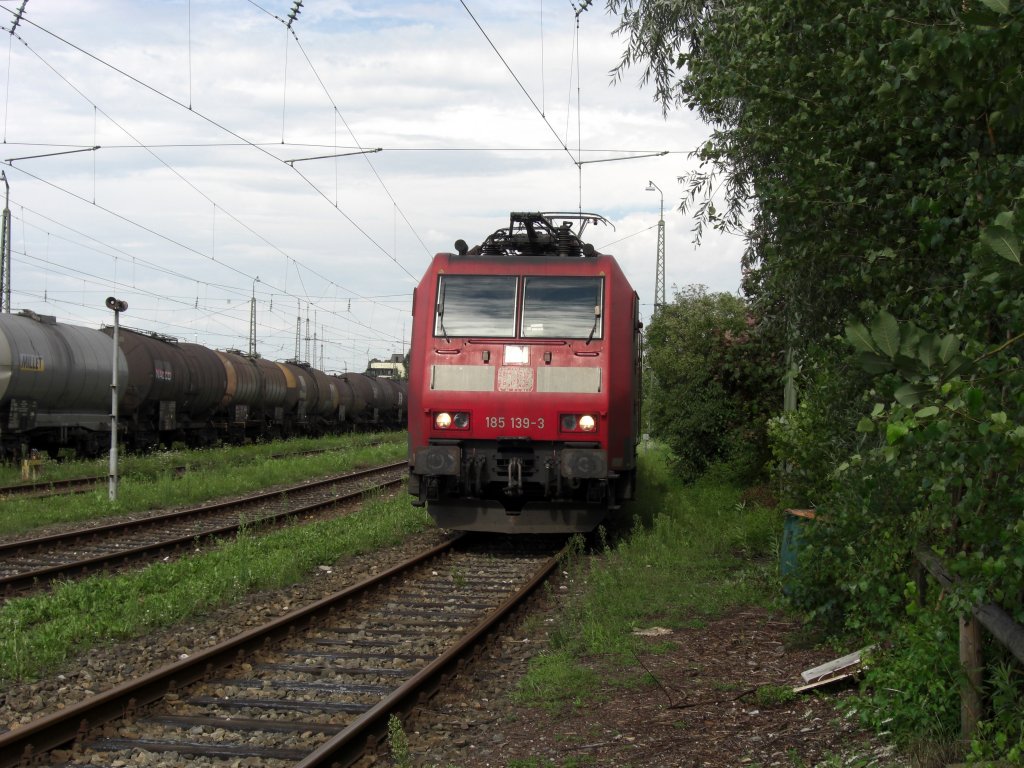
[[646, 181, 666, 312], [0, 173, 10, 314]]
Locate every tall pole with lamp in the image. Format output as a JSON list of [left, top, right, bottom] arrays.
[[643, 181, 666, 452], [106, 297, 128, 501], [646, 180, 665, 313], [248, 276, 260, 357], [0, 172, 10, 314]]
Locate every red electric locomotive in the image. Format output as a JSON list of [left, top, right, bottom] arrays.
[[407, 212, 642, 533]]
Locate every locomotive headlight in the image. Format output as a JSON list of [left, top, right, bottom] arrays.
[[560, 413, 598, 433], [434, 411, 470, 430]]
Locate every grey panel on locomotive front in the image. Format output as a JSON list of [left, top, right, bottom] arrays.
[[430, 364, 495, 392], [536, 366, 601, 393]]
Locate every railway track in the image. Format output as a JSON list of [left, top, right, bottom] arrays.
[[0, 446, 358, 501], [0, 535, 562, 768], [0, 473, 101, 500], [0, 461, 408, 597]]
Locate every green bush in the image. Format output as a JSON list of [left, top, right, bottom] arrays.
[[645, 286, 779, 484], [852, 609, 959, 743]]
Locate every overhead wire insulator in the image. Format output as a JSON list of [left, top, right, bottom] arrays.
[[286, 0, 303, 29], [573, 0, 592, 18], [9, 1, 28, 35]]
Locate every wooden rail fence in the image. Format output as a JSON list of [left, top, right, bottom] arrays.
[[913, 545, 1024, 741]]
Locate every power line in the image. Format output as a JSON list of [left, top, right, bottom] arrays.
[[285, 28, 431, 272], [2, 11, 419, 284], [8, 193, 406, 348], [0, 139, 698, 155], [458, 0, 579, 166], [0, 23, 410, 352]]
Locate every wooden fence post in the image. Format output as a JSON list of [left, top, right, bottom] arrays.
[[959, 615, 983, 742]]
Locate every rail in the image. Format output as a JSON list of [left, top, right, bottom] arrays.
[[0, 537, 562, 768], [0, 461, 407, 595]]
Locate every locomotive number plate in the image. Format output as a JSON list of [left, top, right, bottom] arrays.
[[485, 416, 546, 430]]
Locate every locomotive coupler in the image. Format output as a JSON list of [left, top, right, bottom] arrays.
[[544, 457, 562, 498], [504, 456, 523, 495], [469, 455, 486, 496]]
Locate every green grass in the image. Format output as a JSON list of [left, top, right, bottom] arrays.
[[754, 684, 798, 706], [0, 433, 407, 536], [518, 444, 780, 712], [513, 649, 602, 713], [0, 491, 432, 683]]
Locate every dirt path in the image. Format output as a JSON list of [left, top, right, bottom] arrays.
[[400, 600, 905, 767]]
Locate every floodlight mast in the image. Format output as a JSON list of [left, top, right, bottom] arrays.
[[0, 172, 9, 314], [646, 181, 665, 312], [249, 276, 260, 357]]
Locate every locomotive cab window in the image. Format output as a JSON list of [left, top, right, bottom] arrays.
[[435, 275, 517, 338], [521, 276, 604, 339]]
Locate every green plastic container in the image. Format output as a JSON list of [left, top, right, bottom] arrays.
[[780, 509, 815, 595]]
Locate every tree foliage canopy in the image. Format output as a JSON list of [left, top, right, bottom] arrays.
[[611, 0, 1024, 753]]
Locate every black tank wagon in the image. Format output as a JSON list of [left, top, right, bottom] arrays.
[[0, 310, 407, 459], [0, 310, 128, 458]]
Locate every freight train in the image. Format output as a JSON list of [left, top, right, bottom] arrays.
[[0, 309, 406, 459], [407, 212, 642, 533]]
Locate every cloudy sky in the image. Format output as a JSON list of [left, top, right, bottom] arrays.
[[0, 0, 742, 373]]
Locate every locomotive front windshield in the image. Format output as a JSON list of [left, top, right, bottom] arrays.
[[522, 276, 603, 339], [435, 275, 517, 338], [434, 274, 604, 339]]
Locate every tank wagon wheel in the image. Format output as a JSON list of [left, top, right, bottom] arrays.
[[74, 435, 102, 460]]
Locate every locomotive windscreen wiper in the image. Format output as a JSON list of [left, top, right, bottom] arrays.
[[586, 305, 600, 345], [436, 282, 450, 342]]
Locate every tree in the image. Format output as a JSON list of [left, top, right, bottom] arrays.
[[609, 0, 1024, 753], [645, 286, 778, 482]]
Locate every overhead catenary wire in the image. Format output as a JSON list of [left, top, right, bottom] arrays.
[[0, 140, 696, 155], [7, 197, 407, 364], [458, 0, 580, 167], [0, 16, 410, 359], [284, 27, 432, 270], [0, 10, 420, 285], [9, 205, 406, 349]]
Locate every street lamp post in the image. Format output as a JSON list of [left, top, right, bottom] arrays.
[[646, 180, 665, 312], [106, 296, 128, 501], [249, 276, 260, 357]]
